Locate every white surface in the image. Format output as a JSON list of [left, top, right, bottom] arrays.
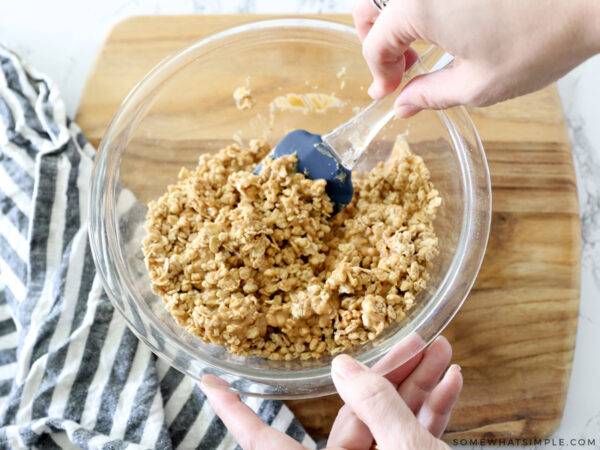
[[1, 1, 599, 449]]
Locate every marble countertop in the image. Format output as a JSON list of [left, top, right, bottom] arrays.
[[2, 1, 598, 449]]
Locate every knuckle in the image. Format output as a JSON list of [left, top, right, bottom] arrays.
[[361, 42, 370, 60], [363, 13, 409, 64], [411, 372, 436, 394], [362, 38, 376, 61], [383, 32, 405, 60], [362, 44, 382, 68], [363, 35, 395, 66]]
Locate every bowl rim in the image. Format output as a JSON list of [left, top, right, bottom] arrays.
[[88, 17, 492, 397]]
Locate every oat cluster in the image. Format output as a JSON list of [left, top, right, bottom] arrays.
[[233, 86, 255, 111], [143, 139, 441, 360]]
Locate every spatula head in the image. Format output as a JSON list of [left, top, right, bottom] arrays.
[[254, 130, 353, 215]]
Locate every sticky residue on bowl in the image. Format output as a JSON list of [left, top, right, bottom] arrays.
[[270, 93, 345, 114], [233, 77, 255, 110]]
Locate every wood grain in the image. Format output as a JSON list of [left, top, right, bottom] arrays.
[[76, 14, 581, 441]]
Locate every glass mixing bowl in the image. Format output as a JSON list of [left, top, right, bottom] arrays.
[[89, 18, 491, 398]]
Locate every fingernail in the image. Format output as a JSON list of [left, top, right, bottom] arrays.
[[395, 103, 420, 118], [200, 375, 230, 392], [332, 354, 369, 379], [449, 363, 462, 373]]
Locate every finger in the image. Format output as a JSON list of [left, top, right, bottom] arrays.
[[328, 332, 425, 449], [396, 335, 453, 414], [331, 355, 440, 450], [417, 364, 463, 438], [327, 404, 373, 450], [199, 376, 306, 450], [394, 63, 475, 117], [352, 0, 380, 42], [404, 47, 420, 71], [362, 2, 417, 98], [373, 332, 425, 385]]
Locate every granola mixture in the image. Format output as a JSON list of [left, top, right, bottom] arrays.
[[233, 85, 255, 110], [142, 138, 441, 360]]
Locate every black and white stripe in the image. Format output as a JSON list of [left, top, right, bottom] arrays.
[[0, 44, 315, 449]]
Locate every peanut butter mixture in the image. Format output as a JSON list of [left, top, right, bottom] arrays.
[[233, 85, 255, 110], [142, 138, 440, 360], [270, 92, 345, 113]]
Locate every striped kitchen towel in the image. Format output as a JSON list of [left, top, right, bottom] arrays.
[[0, 43, 315, 449]]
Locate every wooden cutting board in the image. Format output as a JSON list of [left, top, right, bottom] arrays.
[[76, 15, 581, 442]]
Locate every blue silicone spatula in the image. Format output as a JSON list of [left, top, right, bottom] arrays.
[[255, 47, 454, 215]]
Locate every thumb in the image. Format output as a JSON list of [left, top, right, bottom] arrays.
[[394, 64, 477, 118], [331, 354, 443, 450]]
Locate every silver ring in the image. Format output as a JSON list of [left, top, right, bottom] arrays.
[[370, 0, 389, 11]]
